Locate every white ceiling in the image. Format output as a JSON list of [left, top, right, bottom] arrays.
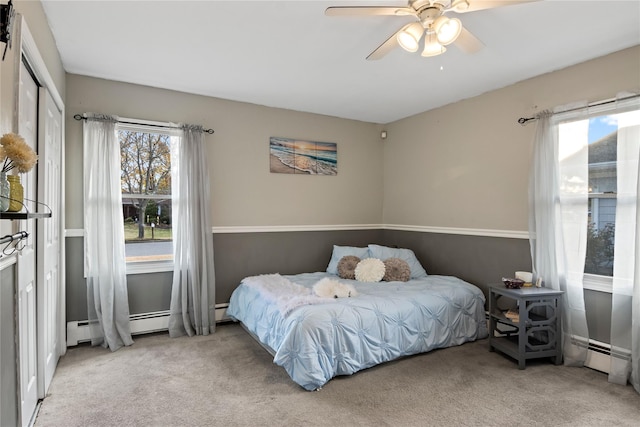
[[40, 0, 640, 124]]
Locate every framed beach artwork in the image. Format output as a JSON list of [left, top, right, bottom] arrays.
[[269, 137, 337, 175]]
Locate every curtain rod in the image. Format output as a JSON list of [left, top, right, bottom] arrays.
[[0, 231, 28, 245], [73, 114, 214, 134], [517, 94, 640, 125]]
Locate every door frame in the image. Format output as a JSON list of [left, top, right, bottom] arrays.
[[12, 14, 66, 425], [17, 15, 66, 362]]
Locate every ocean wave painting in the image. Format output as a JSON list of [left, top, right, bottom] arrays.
[[270, 137, 337, 175]]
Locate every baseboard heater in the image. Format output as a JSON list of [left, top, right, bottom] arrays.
[[66, 303, 230, 347], [578, 337, 631, 375]]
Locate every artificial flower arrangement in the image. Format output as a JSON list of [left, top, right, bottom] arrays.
[[0, 133, 38, 173]]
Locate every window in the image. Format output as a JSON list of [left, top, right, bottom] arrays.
[[557, 100, 640, 291], [118, 124, 173, 271], [585, 115, 617, 277]]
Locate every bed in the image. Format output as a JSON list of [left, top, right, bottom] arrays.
[[226, 244, 488, 391]]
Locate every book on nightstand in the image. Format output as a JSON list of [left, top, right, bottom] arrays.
[[504, 309, 520, 323]]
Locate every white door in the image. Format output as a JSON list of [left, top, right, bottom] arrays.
[[37, 88, 62, 395], [17, 60, 39, 427]]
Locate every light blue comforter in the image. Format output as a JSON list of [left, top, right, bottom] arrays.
[[227, 272, 488, 390]]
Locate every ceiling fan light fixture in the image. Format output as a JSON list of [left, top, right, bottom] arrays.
[[421, 31, 446, 57], [396, 22, 424, 52], [434, 16, 462, 45], [451, 0, 470, 12]]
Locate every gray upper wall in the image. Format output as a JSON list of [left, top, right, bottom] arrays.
[[383, 46, 640, 231], [64, 75, 384, 230]]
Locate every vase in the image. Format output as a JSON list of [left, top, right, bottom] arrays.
[[7, 174, 24, 212], [0, 172, 9, 212]]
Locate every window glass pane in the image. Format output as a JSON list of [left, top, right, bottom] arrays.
[[119, 129, 173, 263], [585, 115, 617, 276]]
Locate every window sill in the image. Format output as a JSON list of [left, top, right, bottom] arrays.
[[126, 260, 173, 275], [583, 273, 612, 293]]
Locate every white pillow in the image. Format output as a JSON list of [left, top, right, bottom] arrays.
[[368, 244, 428, 279], [354, 258, 386, 282], [326, 245, 370, 275]]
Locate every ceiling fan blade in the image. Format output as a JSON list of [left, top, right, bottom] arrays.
[[451, 0, 539, 14], [366, 28, 402, 60], [325, 6, 415, 17], [454, 27, 484, 54]]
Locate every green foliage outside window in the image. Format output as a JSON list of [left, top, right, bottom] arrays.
[[584, 222, 615, 276], [120, 130, 172, 239]]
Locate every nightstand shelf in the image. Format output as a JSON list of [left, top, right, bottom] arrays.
[[488, 286, 564, 369]]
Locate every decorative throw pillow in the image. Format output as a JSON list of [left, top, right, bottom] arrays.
[[326, 245, 370, 275], [382, 258, 411, 282], [368, 244, 428, 278], [354, 258, 386, 283], [337, 255, 361, 280]]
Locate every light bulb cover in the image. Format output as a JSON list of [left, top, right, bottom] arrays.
[[451, 0, 470, 12], [434, 16, 462, 46], [421, 31, 446, 57], [396, 22, 424, 53]]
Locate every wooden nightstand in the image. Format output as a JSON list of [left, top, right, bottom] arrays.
[[488, 286, 563, 369]]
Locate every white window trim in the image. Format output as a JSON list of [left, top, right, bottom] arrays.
[[122, 194, 172, 200], [126, 259, 173, 275], [583, 273, 613, 293]]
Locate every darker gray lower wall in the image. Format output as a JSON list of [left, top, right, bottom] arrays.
[[212, 229, 384, 303], [1, 265, 18, 426], [65, 229, 383, 321], [381, 230, 532, 297], [584, 289, 612, 343], [65, 237, 85, 321], [64, 228, 613, 343], [66, 237, 174, 322]]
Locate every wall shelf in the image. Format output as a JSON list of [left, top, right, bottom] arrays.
[[0, 212, 51, 220]]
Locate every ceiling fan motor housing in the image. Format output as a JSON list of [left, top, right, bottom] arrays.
[[419, 7, 444, 26], [410, 0, 451, 13]]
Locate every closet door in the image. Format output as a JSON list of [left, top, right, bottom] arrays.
[[17, 59, 39, 427], [37, 88, 62, 395]]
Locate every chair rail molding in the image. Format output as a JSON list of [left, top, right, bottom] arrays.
[[66, 224, 529, 239]]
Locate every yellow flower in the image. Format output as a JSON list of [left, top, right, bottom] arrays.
[[0, 133, 38, 173]]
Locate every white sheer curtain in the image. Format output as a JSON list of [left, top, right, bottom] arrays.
[[609, 96, 640, 392], [168, 124, 216, 337], [83, 114, 133, 351], [529, 109, 590, 365]]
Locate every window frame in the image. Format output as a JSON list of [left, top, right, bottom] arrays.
[[555, 97, 640, 294], [117, 122, 175, 275]]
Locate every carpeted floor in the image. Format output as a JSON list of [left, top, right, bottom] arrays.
[[35, 323, 639, 427]]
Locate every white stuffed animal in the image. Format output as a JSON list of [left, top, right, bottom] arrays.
[[313, 278, 358, 299]]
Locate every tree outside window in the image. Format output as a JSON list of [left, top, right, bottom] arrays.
[[119, 128, 173, 263], [585, 115, 617, 276]]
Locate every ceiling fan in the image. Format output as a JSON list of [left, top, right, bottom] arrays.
[[325, 0, 536, 60]]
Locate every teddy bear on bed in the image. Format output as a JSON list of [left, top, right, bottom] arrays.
[[313, 278, 358, 299]]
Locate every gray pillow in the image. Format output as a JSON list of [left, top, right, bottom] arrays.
[[337, 255, 361, 280], [326, 245, 370, 275], [383, 258, 411, 282]]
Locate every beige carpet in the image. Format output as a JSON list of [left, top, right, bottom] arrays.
[[35, 323, 639, 427]]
